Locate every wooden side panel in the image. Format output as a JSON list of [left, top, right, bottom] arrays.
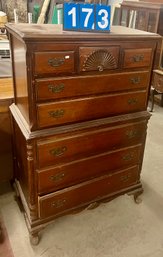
[[11, 36, 30, 125]]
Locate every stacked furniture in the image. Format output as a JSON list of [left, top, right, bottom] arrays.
[[6, 23, 161, 245], [119, 1, 163, 110], [150, 68, 163, 111], [118, 1, 163, 35]]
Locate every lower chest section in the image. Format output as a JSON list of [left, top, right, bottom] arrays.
[[12, 111, 149, 220]]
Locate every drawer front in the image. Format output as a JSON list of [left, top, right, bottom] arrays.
[[35, 71, 149, 101], [37, 144, 142, 194], [34, 51, 75, 75], [37, 91, 147, 128], [152, 72, 163, 93], [39, 165, 139, 219], [37, 121, 147, 169], [79, 46, 119, 72], [123, 48, 152, 68]]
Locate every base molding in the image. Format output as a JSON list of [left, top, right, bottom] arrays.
[[14, 179, 143, 245]]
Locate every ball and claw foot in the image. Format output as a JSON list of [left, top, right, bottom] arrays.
[[30, 234, 40, 245]]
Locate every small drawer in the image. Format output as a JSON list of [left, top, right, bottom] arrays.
[[123, 48, 152, 68], [36, 91, 147, 128], [38, 165, 139, 219], [79, 46, 119, 72], [34, 51, 75, 76], [152, 71, 163, 93], [37, 144, 142, 194], [35, 71, 150, 101], [36, 120, 147, 169]]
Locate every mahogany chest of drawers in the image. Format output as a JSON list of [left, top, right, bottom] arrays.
[[6, 23, 161, 245]]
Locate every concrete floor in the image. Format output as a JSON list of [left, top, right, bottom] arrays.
[[0, 103, 163, 257]]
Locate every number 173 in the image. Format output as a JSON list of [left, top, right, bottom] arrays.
[[63, 3, 111, 32]]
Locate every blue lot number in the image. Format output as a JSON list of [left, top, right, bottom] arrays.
[[63, 2, 111, 32]]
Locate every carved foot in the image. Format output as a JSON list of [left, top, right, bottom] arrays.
[[87, 202, 100, 210], [30, 233, 40, 246], [134, 190, 143, 204]]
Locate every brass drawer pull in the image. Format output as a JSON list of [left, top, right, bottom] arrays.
[[50, 172, 65, 182], [126, 130, 139, 139], [48, 83, 65, 93], [122, 152, 134, 161], [132, 55, 144, 63], [48, 58, 65, 67], [50, 146, 67, 157], [128, 98, 138, 105], [51, 199, 66, 208], [97, 65, 104, 72], [120, 173, 131, 183], [130, 77, 141, 84], [49, 109, 65, 118]]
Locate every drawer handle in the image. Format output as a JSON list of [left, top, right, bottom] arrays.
[[128, 98, 138, 105], [48, 58, 65, 67], [50, 146, 67, 157], [132, 55, 144, 63], [130, 77, 141, 84], [97, 65, 104, 72], [122, 152, 134, 161], [51, 199, 66, 208], [126, 130, 139, 139], [49, 109, 65, 118], [50, 172, 65, 182], [120, 173, 131, 183], [48, 83, 65, 93]]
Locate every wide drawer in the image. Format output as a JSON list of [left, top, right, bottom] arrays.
[[37, 90, 147, 128], [123, 48, 153, 68], [34, 51, 75, 76], [35, 71, 149, 101], [37, 144, 142, 195], [38, 165, 139, 219], [37, 120, 147, 169]]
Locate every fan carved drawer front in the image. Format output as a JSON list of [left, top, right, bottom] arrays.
[[34, 51, 75, 76], [36, 120, 147, 169], [37, 144, 142, 195], [79, 46, 120, 72], [36, 90, 147, 129], [35, 71, 150, 102], [123, 48, 153, 68], [38, 165, 139, 219]]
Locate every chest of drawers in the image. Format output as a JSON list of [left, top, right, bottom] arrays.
[[6, 23, 161, 245]]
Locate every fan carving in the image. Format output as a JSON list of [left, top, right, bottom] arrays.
[[83, 49, 117, 72]]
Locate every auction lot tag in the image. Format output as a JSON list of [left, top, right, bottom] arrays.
[[63, 2, 111, 32]]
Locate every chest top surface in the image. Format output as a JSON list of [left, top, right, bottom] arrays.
[[5, 23, 161, 42]]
